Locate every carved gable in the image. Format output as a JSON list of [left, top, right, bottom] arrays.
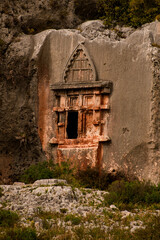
[[63, 44, 96, 82]]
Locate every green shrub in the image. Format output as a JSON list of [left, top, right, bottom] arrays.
[[156, 14, 160, 21], [19, 160, 79, 186], [73, 226, 86, 239], [52, 160, 74, 179], [49, 0, 160, 27], [37, 209, 56, 220], [37, 226, 70, 240], [64, 214, 81, 225], [76, 167, 129, 190], [19, 161, 55, 184], [104, 180, 160, 208], [0, 209, 19, 227], [97, 0, 160, 28], [88, 227, 106, 239], [19, 160, 76, 184], [97, 0, 130, 26], [1, 227, 37, 240], [134, 215, 160, 240], [19, 160, 130, 189]]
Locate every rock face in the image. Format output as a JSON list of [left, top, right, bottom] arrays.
[[0, 0, 98, 45], [0, 11, 160, 183], [0, 0, 79, 45], [0, 0, 97, 184]]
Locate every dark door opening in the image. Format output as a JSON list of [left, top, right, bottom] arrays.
[[67, 111, 78, 139]]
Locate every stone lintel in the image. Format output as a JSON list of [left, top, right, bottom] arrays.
[[50, 81, 111, 92], [49, 136, 110, 145], [53, 104, 110, 112]]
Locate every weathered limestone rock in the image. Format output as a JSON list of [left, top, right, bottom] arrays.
[[0, 180, 159, 235], [33, 179, 67, 186], [0, 0, 81, 45], [79, 20, 134, 40], [0, 181, 106, 217], [0, 19, 160, 183]]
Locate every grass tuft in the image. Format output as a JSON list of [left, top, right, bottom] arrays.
[[0, 209, 19, 227]]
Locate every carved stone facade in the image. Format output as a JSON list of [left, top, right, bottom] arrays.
[[36, 24, 160, 184], [50, 44, 111, 168]]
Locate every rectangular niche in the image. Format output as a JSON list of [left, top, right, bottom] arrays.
[[67, 111, 78, 139]]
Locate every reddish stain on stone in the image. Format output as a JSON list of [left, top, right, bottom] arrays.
[[38, 75, 50, 151]]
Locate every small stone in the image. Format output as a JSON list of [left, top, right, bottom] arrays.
[[35, 221, 41, 231], [130, 220, 144, 233], [110, 205, 117, 209], [13, 182, 25, 186], [33, 179, 67, 186], [121, 210, 131, 219]]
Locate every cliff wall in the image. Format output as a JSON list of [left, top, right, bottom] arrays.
[[0, 0, 160, 183], [0, 0, 97, 183]]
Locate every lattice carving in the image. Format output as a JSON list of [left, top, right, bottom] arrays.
[[63, 43, 96, 82]]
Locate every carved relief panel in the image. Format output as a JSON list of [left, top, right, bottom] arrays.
[[52, 91, 110, 142]]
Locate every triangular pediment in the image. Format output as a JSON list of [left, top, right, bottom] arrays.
[[63, 44, 96, 83]]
